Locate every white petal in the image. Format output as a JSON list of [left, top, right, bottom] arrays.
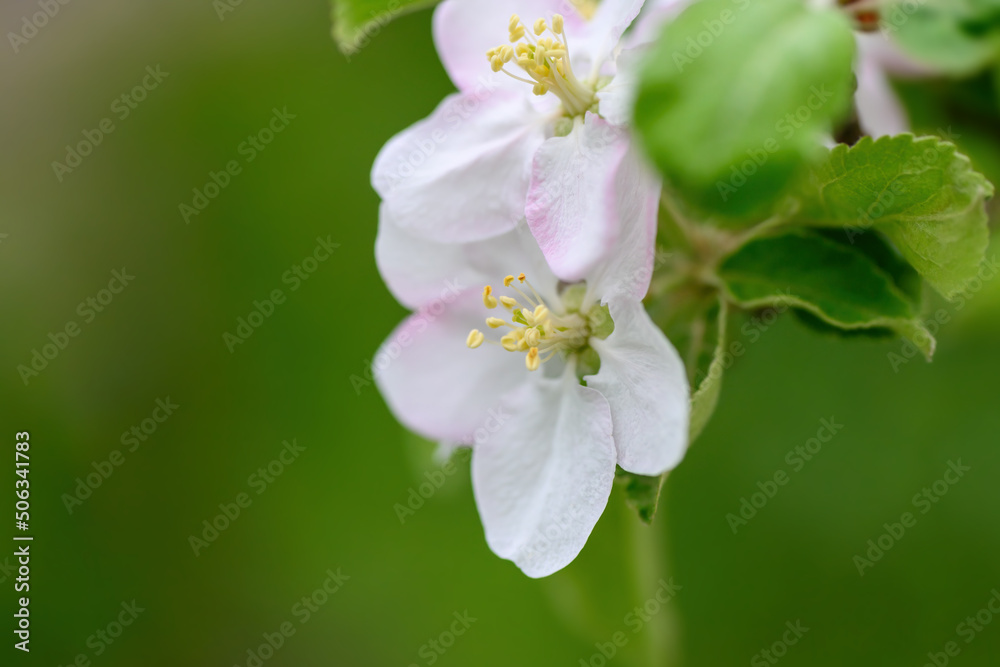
[[595, 47, 640, 127], [586, 298, 689, 475], [854, 53, 909, 137], [573, 0, 646, 75], [433, 0, 582, 94], [374, 290, 528, 443], [525, 114, 631, 282], [623, 0, 692, 51], [375, 207, 535, 310], [583, 139, 660, 304], [472, 369, 616, 578], [852, 33, 929, 138], [372, 91, 547, 244]]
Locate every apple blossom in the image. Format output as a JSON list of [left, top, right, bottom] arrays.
[[371, 0, 683, 282], [373, 154, 688, 577]]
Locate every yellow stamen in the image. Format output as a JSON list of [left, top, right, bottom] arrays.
[[500, 333, 519, 351], [468, 273, 591, 370], [483, 285, 498, 309], [526, 347, 540, 371], [467, 329, 485, 349], [486, 13, 597, 116]]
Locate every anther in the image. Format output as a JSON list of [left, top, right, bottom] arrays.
[[467, 330, 485, 349], [483, 285, 498, 309]]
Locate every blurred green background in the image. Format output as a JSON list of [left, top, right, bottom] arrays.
[[3, 1, 1000, 665]]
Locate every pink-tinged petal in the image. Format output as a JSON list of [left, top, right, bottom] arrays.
[[374, 291, 529, 444], [372, 90, 547, 244], [433, 0, 574, 94], [855, 45, 909, 137], [572, 0, 646, 75], [525, 114, 630, 282], [586, 298, 689, 475], [472, 368, 616, 578], [376, 209, 540, 310], [584, 139, 660, 303]]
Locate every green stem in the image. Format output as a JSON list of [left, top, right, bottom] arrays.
[[658, 192, 696, 255], [627, 481, 682, 667], [725, 202, 801, 254]]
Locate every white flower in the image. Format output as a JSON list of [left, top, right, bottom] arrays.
[[373, 157, 689, 577], [371, 0, 681, 282]]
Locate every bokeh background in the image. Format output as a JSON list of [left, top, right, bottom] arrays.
[[3, 1, 1000, 666]]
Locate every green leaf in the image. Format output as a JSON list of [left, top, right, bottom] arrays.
[[689, 299, 728, 443], [616, 469, 664, 525], [797, 135, 994, 299], [814, 229, 923, 310], [792, 308, 897, 343], [891, 77, 1000, 197], [330, 0, 436, 56], [886, 0, 1000, 75], [634, 0, 855, 217], [718, 231, 936, 358]]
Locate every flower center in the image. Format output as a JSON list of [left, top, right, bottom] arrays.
[[486, 14, 597, 117], [466, 273, 592, 371]]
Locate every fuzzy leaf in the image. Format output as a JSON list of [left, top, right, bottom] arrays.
[[798, 135, 994, 299], [718, 231, 936, 358]]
